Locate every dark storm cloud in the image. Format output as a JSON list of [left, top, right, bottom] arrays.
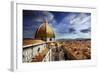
[[80, 28, 91, 33], [68, 28, 76, 33]]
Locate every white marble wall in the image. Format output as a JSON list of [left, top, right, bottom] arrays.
[[23, 48, 33, 62], [32, 44, 46, 57], [23, 43, 46, 62]]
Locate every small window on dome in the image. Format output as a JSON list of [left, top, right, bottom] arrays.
[[50, 38, 52, 41]]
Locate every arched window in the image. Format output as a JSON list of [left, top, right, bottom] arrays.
[[38, 48, 40, 52]]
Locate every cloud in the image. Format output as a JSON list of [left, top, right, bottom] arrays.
[[23, 30, 34, 38], [80, 28, 91, 33], [23, 10, 91, 39], [54, 13, 91, 39], [31, 11, 54, 22], [23, 11, 54, 38], [68, 28, 76, 33]]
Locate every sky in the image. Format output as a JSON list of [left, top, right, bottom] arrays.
[[23, 10, 91, 39]]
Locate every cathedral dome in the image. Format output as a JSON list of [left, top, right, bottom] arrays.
[[35, 19, 55, 41]]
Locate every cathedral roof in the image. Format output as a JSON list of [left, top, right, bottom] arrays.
[[23, 39, 45, 46]]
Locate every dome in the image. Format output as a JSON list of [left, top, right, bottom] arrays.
[[35, 19, 55, 40]]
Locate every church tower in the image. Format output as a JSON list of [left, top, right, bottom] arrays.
[[35, 19, 55, 42]]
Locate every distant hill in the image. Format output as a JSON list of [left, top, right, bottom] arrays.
[[56, 38, 91, 42]]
